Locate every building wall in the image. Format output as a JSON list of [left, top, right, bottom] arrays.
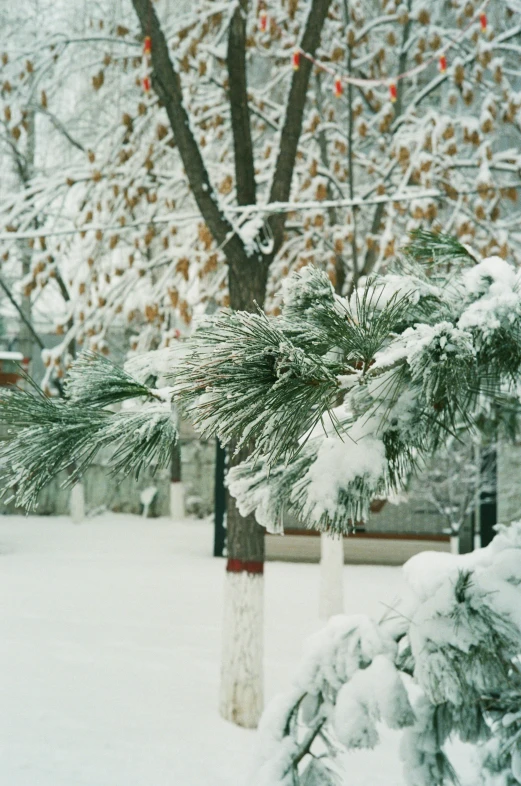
[[179, 418, 215, 517], [175, 431, 451, 535], [365, 472, 445, 535], [498, 441, 521, 524], [266, 532, 450, 565]]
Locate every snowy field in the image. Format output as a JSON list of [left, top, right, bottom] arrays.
[[0, 514, 476, 786]]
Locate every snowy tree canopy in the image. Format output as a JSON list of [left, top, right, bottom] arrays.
[[0, 1, 520, 388]]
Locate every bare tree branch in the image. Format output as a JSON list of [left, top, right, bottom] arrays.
[[130, 0, 249, 267], [345, 0, 359, 288], [0, 274, 44, 351], [227, 0, 256, 207], [268, 0, 333, 254], [314, 72, 347, 295], [359, 0, 412, 280], [36, 106, 86, 152]]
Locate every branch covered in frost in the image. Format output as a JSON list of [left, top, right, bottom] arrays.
[[255, 523, 521, 785], [179, 235, 521, 533], [0, 354, 177, 508]]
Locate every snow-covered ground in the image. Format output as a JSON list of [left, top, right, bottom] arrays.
[[0, 514, 473, 785]]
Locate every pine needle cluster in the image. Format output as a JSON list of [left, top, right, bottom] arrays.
[[0, 354, 177, 509], [174, 232, 521, 532]]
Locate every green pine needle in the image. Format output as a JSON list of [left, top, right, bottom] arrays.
[[0, 377, 177, 510], [66, 351, 159, 407], [404, 229, 475, 266]]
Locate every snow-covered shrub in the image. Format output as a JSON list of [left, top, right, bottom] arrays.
[[254, 523, 521, 785]]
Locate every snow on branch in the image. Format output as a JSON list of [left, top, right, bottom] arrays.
[[0, 353, 177, 509], [254, 521, 521, 784], [177, 233, 521, 534]]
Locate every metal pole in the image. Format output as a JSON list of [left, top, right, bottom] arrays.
[[480, 444, 497, 548], [213, 440, 226, 557]]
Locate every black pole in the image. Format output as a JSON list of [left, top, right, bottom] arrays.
[[470, 508, 475, 552], [480, 444, 497, 548], [213, 440, 226, 557], [171, 441, 182, 483]]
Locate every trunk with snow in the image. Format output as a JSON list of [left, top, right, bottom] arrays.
[[319, 533, 344, 619], [218, 252, 267, 727], [170, 482, 184, 520], [219, 567, 264, 728], [450, 534, 460, 555], [219, 483, 264, 727], [70, 482, 85, 524], [130, 0, 333, 729]]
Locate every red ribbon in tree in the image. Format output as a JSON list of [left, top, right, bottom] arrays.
[[334, 75, 343, 97], [389, 82, 397, 102], [143, 31, 152, 93], [439, 55, 447, 73], [292, 50, 300, 70], [480, 12, 487, 31], [259, 9, 268, 32]]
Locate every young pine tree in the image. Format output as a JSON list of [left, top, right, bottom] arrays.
[[1, 0, 521, 728], [3, 231, 521, 773]]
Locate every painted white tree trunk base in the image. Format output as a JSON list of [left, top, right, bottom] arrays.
[[70, 482, 85, 524], [170, 481, 185, 520], [319, 533, 344, 620], [450, 535, 460, 555], [219, 570, 263, 728], [140, 485, 158, 519]]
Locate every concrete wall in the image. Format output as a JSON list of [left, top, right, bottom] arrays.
[[266, 532, 450, 565], [284, 464, 448, 536], [179, 419, 215, 517], [498, 441, 521, 524], [178, 432, 453, 535]]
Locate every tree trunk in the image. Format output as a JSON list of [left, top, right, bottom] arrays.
[[220, 476, 264, 727], [70, 482, 85, 524], [219, 263, 267, 728], [130, 0, 333, 729], [319, 533, 344, 619], [170, 442, 184, 520], [480, 444, 497, 548]]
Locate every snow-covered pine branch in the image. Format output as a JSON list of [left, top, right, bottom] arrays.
[[254, 521, 521, 785], [176, 234, 521, 533], [2, 231, 521, 533], [0, 352, 177, 509], [1, 1, 521, 381]]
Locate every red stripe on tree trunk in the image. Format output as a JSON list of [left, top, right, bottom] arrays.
[[226, 558, 264, 575]]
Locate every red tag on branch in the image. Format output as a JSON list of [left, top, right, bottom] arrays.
[[142, 76, 151, 92], [389, 82, 397, 102], [334, 75, 343, 97], [259, 10, 268, 32], [292, 50, 300, 70], [143, 36, 152, 55], [480, 12, 487, 31], [439, 55, 447, 73]]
